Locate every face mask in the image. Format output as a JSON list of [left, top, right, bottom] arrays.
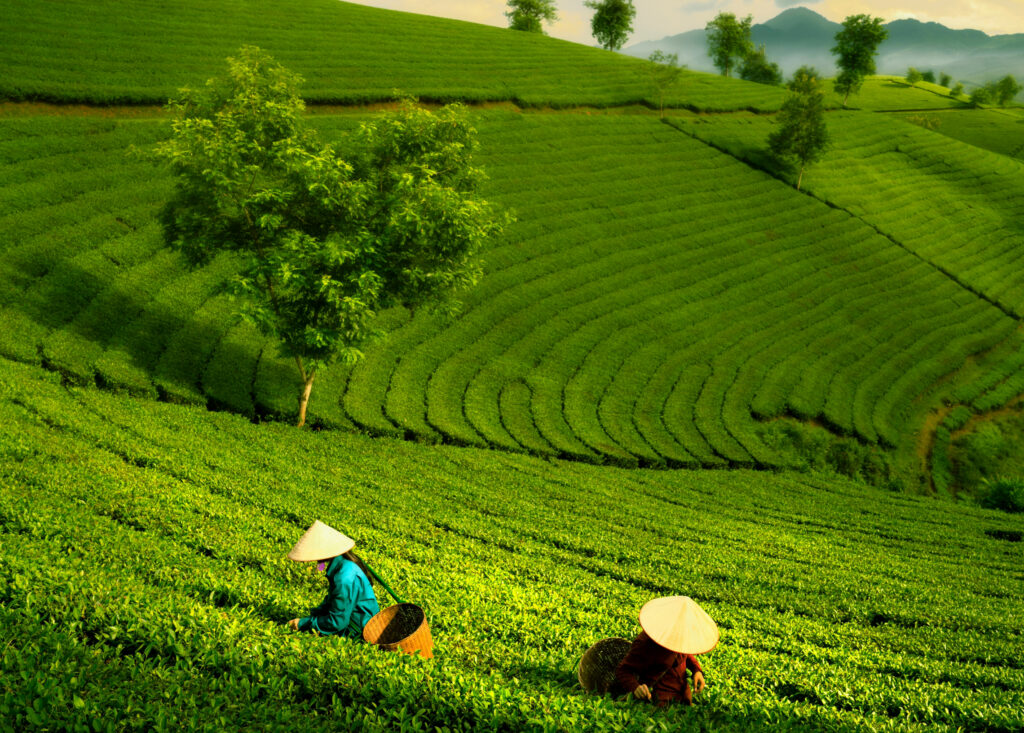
[[316, 561, 326, 572]]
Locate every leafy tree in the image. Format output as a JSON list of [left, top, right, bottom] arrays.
[[768, 68, 830, 192], [154, 48, 509, 427], [939, 72, 951, 87], [506, 0, 557, 33], [705, 12, 753, 78], [951, 82, 964, 98], [969, 86, 991, 107], [739, 45, 783, 86], [921, 70, 935, 84], [994, 75, 1022, 106], [585, 0, 636, 51], [645, 51, 684, 117], [905, 67, 922, 87], [831, 15, 888, 106]]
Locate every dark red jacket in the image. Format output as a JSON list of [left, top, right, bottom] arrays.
[[612, 631, 703, 705]]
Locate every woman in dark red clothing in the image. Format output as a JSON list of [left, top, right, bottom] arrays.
[[611, 596, 718, 707]]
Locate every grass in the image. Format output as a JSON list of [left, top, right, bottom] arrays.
[[891, 107, 1024, 161], [829, 77, 966, 111], [0, 0, 785, 112], [1, 356, 1022, 731]]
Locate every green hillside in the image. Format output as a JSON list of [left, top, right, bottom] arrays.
[[0, 0, 784, 112], [2, 357, 1022, 731], [2, 109, 1022, 485], [892, 107, 1024, 161]]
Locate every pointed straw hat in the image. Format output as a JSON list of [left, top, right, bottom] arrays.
[[638, 596, 719, 654], [287, 520, 355, 562]]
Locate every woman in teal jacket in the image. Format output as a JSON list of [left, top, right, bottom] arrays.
[[286, 521, 381, 639]]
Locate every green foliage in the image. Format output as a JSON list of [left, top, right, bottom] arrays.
[[951, 82, 965, 98], [831, 15, 888, 105], [767, 70, 829, 190], [892, 107, 1024, 161], [505, 0, 557, 33], [939, 73, 951, 88], [980, 476, 1024, 513], [154, 48, 507, 425], [584, 0, 636, 52], [739, 46, 783, 87], [1, 357, 1023, 730], [970, 86, 992, 107], [644, 51, 683, 116], [705, 12, 753, 78], [905, 67, 923, 87], [994, 75, 1022, 106], [921, 70, 935, 84]]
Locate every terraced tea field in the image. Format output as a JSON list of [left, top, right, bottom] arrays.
[[0, 0, 784, 112], [892, 107, 1024, 161], [2, 358, 1022, 731], [3, 111, 1021, 475]]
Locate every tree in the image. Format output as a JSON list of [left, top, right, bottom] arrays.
[[154, 48, 509, 428], [939, 72, 951, 87], [645, 51, 684, 117], [739, 45, 783, 86], [768, 68, 830, 192], [994, 75, 1022, 106], [585, 0, 636, 51], [969, 86, 991, 107], [506, 0, 557, 33], [905, 67, 922, 87], [921, 70, 935, 84], [831, 15, 888, 106], [705, 13, 753, 78], [951, 82, 964, 98]]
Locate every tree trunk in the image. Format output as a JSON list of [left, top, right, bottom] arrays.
[[297, 371, 316, 428], [796, 165, 805, 191], [843, 89, 850, 107]]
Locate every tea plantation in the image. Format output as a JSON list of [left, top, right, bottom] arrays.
[[3, 0, 1024, 729], [1, 357, 1022, 731]]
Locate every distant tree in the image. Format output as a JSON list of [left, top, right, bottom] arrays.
[[154, 48, 509, 427], [921, 70, 935, 84], [831, 14, 888, 106], [969, 86, 991, 107], [506, 0, 557, 33], [739, 45, 783, 86], [994, 75, 1022, 106], [905, 67, 922, 87], [705, 12, 753, 78], [939, 72, 951, 87], [585, 0, 636, 51], [645, 51, 684, 117], [951, 82, 964, 98], [768, 68, 829, 191]]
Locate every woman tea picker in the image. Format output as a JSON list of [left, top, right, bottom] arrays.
[[286, 521, 380, 638], [611, 596, 718, 707]]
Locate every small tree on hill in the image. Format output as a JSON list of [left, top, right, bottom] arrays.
[[994, 75, 1022, 106], [645, 51, 684, 117], [921, 70, 935, 84], [939, 73, 951, 87], [154, 48, 509, 427], [969, 86, 991, 107], [905, 67, 922, 87], [739, 45, 783, 86], [831, 14, 888, 106], [585, 0, 636, 51], [951, 82, 964, 98], [506, 0, 558, 33], [705, 12, 753, 78], [768, 67, 830, 192]]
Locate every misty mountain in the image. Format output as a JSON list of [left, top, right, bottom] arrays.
[[625, 7, 1024, 89]]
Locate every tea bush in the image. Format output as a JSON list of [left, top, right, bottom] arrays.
[[2, 357, 1024, 730]]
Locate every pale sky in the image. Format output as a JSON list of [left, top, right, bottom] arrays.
[[348, 1, 1024, 45]]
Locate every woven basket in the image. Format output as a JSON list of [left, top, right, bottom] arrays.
[[362, 603, 433, 659], [578, 637, 631, 694]]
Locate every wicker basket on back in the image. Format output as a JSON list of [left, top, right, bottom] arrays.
[[578, 637, 632, 694]]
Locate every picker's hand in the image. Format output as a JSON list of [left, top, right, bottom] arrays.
[[287, 618, 300, 631], [633, 684, 652, 701], [693, 671, 706, 695]]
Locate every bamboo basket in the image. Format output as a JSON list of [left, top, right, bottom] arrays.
[[578, 637, 631, 694], [362, 603, 433, 659]]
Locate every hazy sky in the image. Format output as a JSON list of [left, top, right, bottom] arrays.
[[349, 1, 1024, 45]]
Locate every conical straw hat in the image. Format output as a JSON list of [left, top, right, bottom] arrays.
[[287, 520, 355, 562], [638, 596, 719, 654]]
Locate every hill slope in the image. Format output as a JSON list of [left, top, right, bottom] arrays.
[[0, 0, 784, 111], [2, 357, 1022, 731]]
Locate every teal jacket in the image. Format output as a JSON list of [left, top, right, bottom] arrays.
[[298, 556, 380, 638]]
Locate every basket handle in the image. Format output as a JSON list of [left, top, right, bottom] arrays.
[[361, 558, 405, 605]]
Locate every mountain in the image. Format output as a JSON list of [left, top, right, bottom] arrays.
[[625, 7, 1024, 90]]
